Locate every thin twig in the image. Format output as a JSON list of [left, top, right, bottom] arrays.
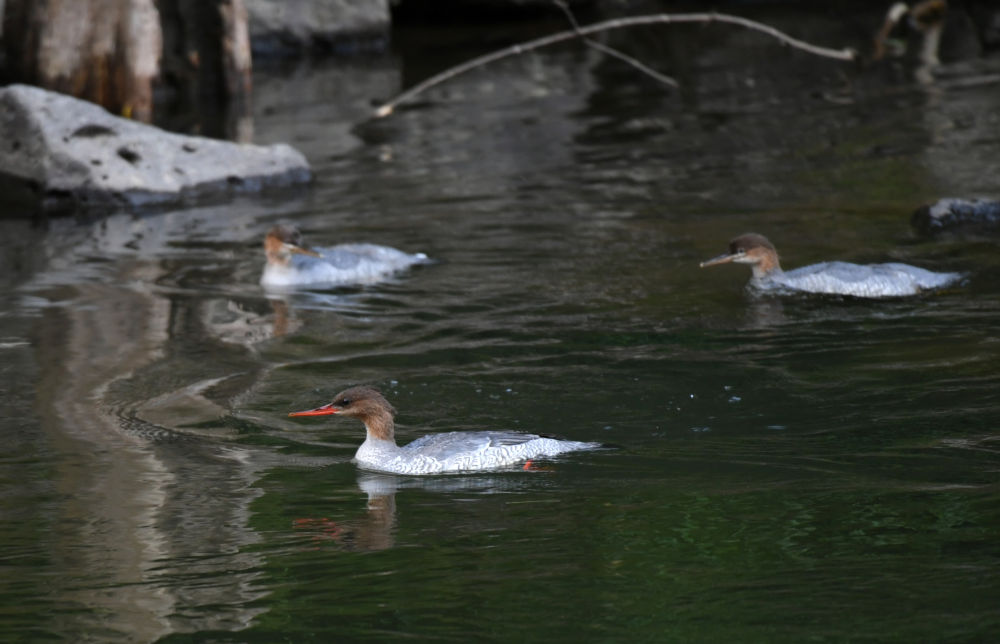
[[552, 0, 679, 88], [372, 12, 857, 118]]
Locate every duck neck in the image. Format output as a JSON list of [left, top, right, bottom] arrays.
[[266, 248, 292, 268], [356, 413, 401, 465], [362, 410, 397, 445], [752, 250, 782, 280]]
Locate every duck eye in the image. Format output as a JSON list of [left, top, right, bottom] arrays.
[[338, 398, 351, 407]]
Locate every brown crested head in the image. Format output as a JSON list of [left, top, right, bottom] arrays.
[[288, 386, 397, 441], [329, 386, 396, 420], [727, 233, 775, 256], [264, 224, 321, 265], [699, 232, 781, 277], [268, 224, 305, 247]]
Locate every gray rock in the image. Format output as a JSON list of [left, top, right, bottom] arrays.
[[245, 0, 390, 56], [912, 197, 1000, 235], [0, 84, 311, 213]]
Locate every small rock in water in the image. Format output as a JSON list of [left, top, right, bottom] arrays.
[[911, 197, 1000, 235]]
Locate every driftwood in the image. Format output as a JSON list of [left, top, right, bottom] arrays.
[[373, 12, 858, 118]]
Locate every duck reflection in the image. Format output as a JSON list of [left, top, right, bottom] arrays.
[[743, 295, 789, 328], [203, 297, 301, 348], [293, 474, 398, 552], [293, 472, 536, 552]]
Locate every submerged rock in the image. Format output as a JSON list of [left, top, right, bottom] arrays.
[[912, 197, 1000, 235], [0, 84, 311, 214]]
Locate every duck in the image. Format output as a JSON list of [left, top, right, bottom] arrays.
[[288, 386, 599, 475], [699, 233, 960, 297], [261, 224, 427, 289]]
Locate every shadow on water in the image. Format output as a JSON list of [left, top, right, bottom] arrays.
[[1, 3, 1000, 641]]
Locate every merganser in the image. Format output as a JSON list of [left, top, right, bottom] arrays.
[[699, 233, 960, 298], [261, 225, 427, 289], [288, 386, 599, 475]]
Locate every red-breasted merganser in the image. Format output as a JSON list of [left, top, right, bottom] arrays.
[[699, 233, 960, 298], [261, 225, 427, 289], [288, 386, 599, 475]]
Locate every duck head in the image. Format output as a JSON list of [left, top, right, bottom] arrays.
[[700, 233, 782, 280]]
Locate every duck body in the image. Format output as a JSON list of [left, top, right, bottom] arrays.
[[289, 386, 598, 475], [262, 243, 428, 289], [356, 431, 597, 475], [701, 233, 960, 298], [759, 261, 960, 298], [261, 225, 427, 289]]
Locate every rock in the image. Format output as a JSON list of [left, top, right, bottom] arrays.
[[244, 0, 390, 56], [912, 197, 1000, 235], [0, 84, 311, 213]]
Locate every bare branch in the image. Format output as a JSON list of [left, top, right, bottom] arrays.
[[552, 0, 679, 89], [372, 12, 858, 119]]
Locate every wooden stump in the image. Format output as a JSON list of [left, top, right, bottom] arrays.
[[2, 0, 252, 133], [158, 0, 253, 138], [2, 0, 162, 121]]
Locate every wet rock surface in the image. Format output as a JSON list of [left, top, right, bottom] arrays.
[[0, 84, 311, 214]]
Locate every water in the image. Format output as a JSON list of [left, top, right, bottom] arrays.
[[2, 9, 1000, 642]]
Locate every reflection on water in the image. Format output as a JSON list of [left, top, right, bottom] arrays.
[[204, 298, 301, 349], [292, 472, 541, 553], [2, 4, 1000, 642], [30, 262, 176, 639], [15, 224, 271, 637]]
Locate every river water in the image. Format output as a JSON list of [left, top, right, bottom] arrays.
[[1, 8, 999, 642]]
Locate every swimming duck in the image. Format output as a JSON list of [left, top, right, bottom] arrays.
[[261, 225, 427, 289], [288, 386, 598, 475], [699, 233, 960, 297]]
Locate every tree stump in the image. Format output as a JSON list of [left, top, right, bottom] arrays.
[[2, 0, 162, 122], [2, 0, 252, 134]]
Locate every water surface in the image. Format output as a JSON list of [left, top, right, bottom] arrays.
[[1, 9, 999, 642]]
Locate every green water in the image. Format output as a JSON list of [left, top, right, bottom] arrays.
[[2, 10, 999, 642]]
